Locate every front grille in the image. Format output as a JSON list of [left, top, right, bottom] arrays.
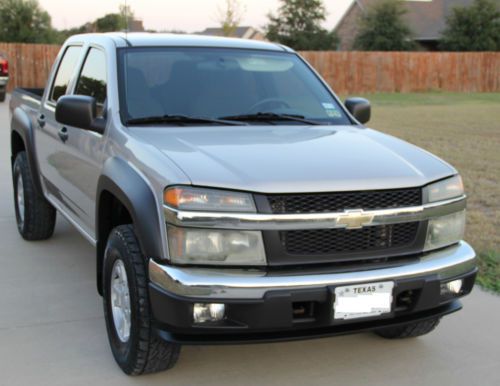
[[267, 188, 422, 214], [281, 222, 419, 255]]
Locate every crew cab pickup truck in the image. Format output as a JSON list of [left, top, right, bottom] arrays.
[[9, 33, 477, 375], [0, 52, 8, 102]]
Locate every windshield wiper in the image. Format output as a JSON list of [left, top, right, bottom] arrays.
[[126, 114, 247, 126], [219, 112, 322, 125]]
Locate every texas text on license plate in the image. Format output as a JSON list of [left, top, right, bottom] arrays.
[[334, 281, 394, 320]]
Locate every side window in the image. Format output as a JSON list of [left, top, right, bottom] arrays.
[[50, 46, 82, 102], [75, 48, 107, 116]]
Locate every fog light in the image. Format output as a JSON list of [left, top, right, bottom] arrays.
[[193, 303, 225, 323], [441, 279, 463, 296]]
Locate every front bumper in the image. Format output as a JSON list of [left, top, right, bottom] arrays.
[[149, 241, 477, 344]]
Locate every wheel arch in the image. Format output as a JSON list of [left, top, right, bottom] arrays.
[[10, 107, 44, 195], [95, 157, 165, 295]]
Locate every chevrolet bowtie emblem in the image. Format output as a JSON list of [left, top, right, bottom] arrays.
[[337, 209, 375, 229]]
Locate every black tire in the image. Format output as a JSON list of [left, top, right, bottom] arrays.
[[103, 225, 181, 375], [13, 151, 56, 240], [374, 318, 441, 339], [0, 91, 5, 102]]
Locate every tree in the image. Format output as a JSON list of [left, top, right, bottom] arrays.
[[0, 0, 57, 43], [440, 0, 500, 51], [54, 25, 87, 44], [94, 13, 127, 32], [353, 0, 415, 51], [56, 3, 136, 42], [217, 0, 244, 37], [265, 0, 339, 50], [119, 3, 135, 31]]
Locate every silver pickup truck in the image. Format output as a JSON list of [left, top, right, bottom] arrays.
[[9, 33, 476, 375]]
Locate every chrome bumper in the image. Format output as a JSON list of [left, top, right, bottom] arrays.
[[149, 241, 477, 300], [0, 76, 8, 86]]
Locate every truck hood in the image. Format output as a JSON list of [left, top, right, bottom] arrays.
[[130, 125, 456, 193]]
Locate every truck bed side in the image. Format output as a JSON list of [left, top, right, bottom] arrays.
[[9, 87, 44, 114]]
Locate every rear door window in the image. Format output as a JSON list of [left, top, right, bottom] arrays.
[[50, 46, 82, 102]]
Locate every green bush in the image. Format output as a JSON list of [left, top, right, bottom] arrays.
[[440, 0, 500, 51], [353, 0, 415, 51]]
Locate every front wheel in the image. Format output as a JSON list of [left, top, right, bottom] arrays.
[[103, 225, 181, 375], [374, 318, 441, 339]]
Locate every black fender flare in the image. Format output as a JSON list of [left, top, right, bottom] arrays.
[[95, 157, 165, 293], [10, 107, 44, 195]]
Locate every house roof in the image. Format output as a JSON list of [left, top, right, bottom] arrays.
[[343, 0, 488, 41], [404, 0, 478, 40]]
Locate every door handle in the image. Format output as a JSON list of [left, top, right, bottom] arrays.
[[58, 127, 69, 143], [37, 114, 46, 128]]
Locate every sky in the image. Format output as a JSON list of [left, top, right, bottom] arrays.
[[38, 0, 354, 32]]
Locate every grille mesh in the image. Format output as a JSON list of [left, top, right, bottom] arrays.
[[268, 188, 422, 214], [281, 222, 419, 255]]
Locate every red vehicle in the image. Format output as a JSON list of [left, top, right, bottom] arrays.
[[0, 52, 9, 102]]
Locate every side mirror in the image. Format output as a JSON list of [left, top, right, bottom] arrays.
[[345, 97, 371, 124], [55, 95, 105, 134]]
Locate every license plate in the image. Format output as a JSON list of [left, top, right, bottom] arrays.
[[334, 281, 394, 320]]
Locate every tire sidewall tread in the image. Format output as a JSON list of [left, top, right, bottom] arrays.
[[375, 317, 441, 339], [102, 225, 180, 375], [13, 151, 56, 240]]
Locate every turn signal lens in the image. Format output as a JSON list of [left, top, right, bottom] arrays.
[[164, 187, 183, 208], [0, 60, 7, 76]]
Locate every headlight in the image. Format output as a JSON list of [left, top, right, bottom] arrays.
[[424, 210, 466, 251], [426, 175, 464, 203], [167, 225, 266, 266], [164, 187, 263, 265], [164, 186, 256, 212]]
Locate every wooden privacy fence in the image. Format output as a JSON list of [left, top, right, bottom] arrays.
[[1, 42, 499, 93], [300, 51, 500, 94], [0, 43, 60, 92]]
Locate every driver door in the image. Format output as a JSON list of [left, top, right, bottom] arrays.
[[48, 47, 108, 238]]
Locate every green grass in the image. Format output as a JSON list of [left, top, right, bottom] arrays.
[[477, 252, 500, 293], [349, 92, 500, 293], [348, 92, 500, 106]]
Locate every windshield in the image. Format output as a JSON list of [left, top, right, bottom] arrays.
[[118, 47, 351, 125]]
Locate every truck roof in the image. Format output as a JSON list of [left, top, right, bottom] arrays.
[[67, 32, 292, 52]]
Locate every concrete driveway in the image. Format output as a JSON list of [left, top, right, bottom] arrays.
[[0, 95, 499, 386]]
